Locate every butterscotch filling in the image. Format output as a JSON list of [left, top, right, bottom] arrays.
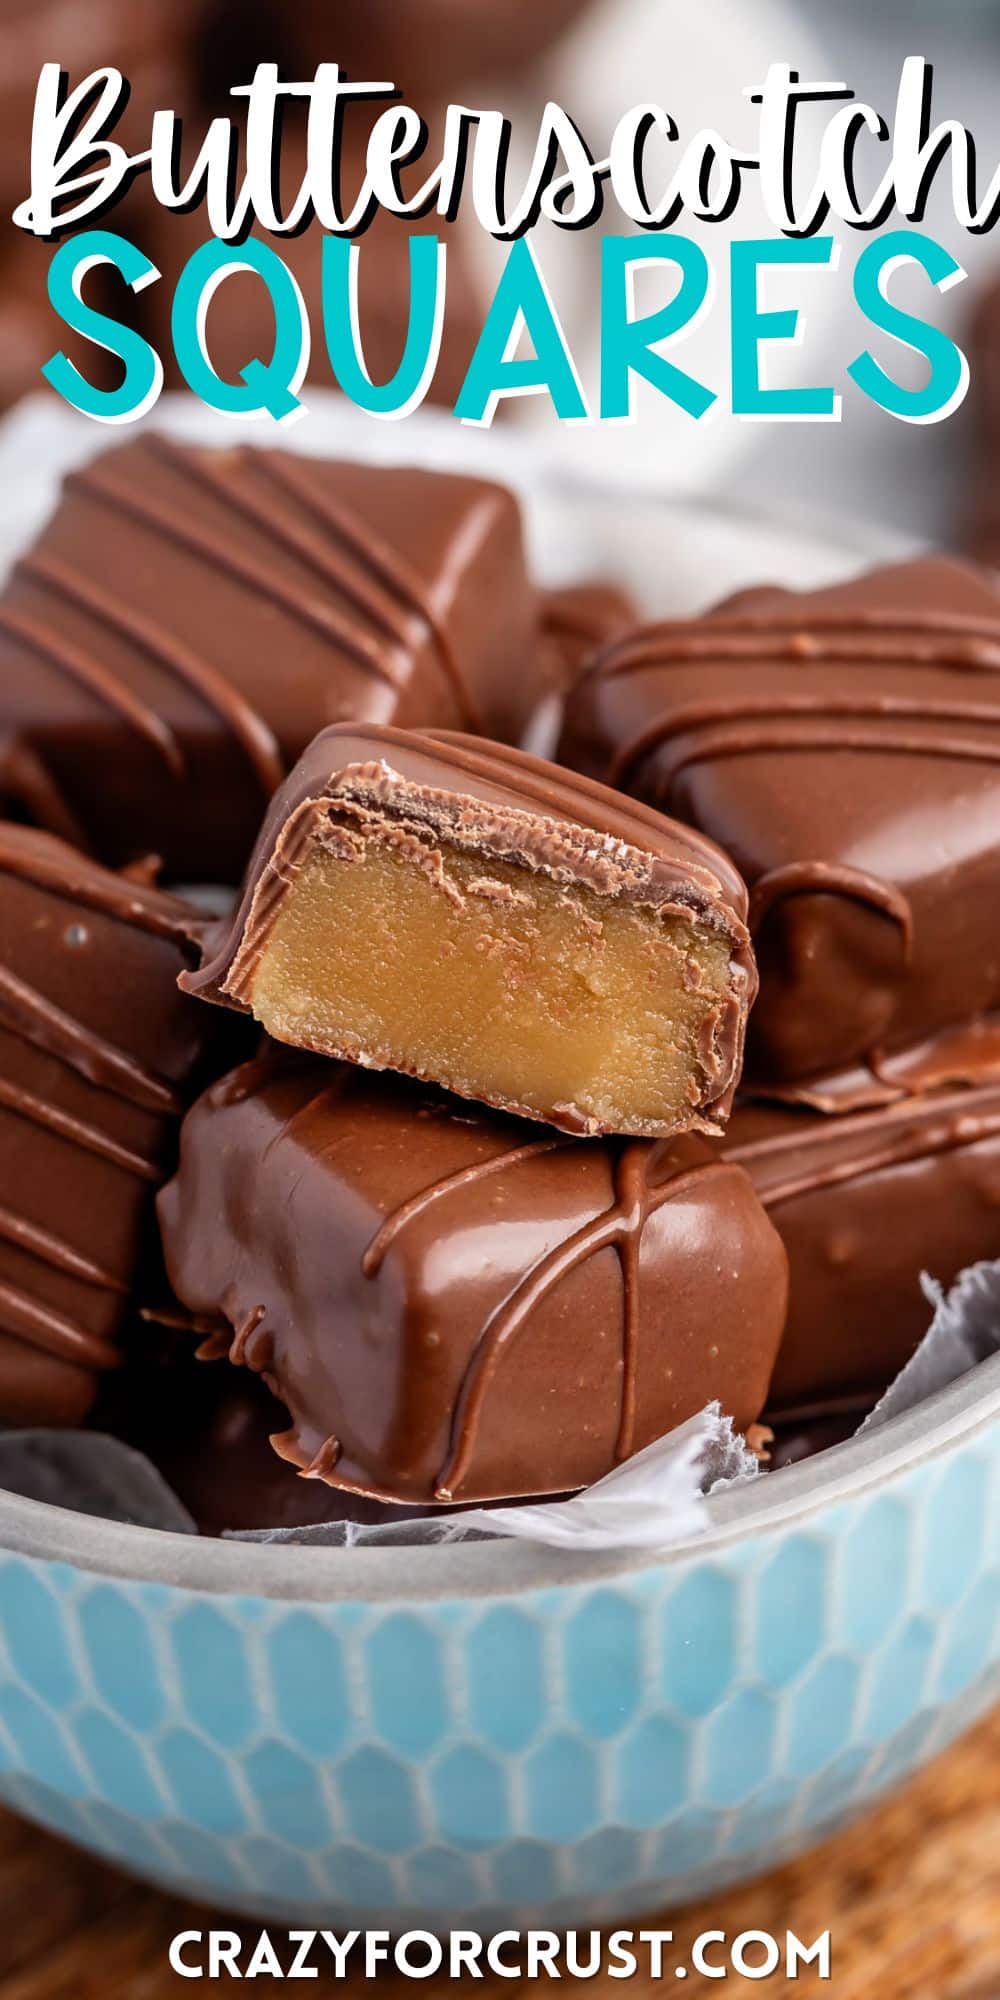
[[244, 821, 736, 1135]]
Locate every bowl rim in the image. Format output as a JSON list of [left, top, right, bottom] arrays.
[[1, 1352, 998, 1604]]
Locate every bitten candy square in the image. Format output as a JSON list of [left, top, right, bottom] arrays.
[[183, 724, 757, 1139]]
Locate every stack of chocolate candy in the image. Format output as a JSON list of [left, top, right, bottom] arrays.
[[559, 557, 1000, 1454], [1, 440, 996, 1534]]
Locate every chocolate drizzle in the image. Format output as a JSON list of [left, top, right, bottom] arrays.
[[747, 863, 915, 958], [0, 826, 201, 944], [0, 1077, 160, 1181], [597, 604, 1000, 676], [0, 1203, 126, 1293], [70, 436, 506, 727], [0, 1278, 119, 1373], [0, 735, 89, 849], [363, 1135, 707, 1496], [125, 441, 406, 695], [65, 456, 320, 779], [0, 829, 193, 1117]]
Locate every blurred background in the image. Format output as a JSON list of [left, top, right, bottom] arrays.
[[3, 0, 1000, 552]]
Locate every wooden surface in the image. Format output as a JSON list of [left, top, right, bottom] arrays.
[[0, 1708, 996, 1997]]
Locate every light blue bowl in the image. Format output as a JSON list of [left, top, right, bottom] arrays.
[[0, 1357, 997, 1926]]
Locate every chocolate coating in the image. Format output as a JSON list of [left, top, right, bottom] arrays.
[[0, 826, 215, 1425], [0, 437, 536, 881], [559, 558, 1000, 1091], [184, 722, 756, 1136], [726, 1085, 1000, 1412], [158, 1058, 788, 1506]]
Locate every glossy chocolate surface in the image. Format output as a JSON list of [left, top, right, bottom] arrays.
[[276, 0, 593, 98], [0, 437, 536, 881], [0, 826, 214, 1425], [0, 232, 109, 416], [726, 1085, 1000, 1410], [560, 558, 1000, 1089], [158, 1058, 788, 1506], [184, 722, 756, 1134]]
